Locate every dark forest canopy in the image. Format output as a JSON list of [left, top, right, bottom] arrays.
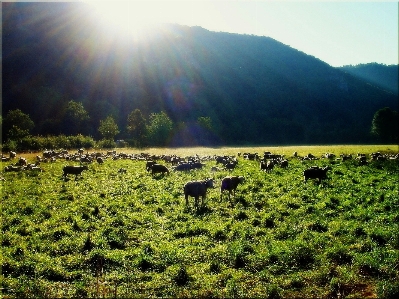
[[2, 2, 398, 146]]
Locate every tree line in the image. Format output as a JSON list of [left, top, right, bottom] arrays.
[[1, 101, 218, 151], [1, 101, 397, 152]]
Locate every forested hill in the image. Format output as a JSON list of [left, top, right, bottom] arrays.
[[339, 63, 398, 95], [2, 2, 398, 145]]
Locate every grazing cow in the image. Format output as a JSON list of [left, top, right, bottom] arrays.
[[96, 157, 104, 164], [244, 153, 258, 161], [149, 164, 169, 176], [62, 165, 88, 179], [17, 157, 27, 166], [184, 179, 214, 208], [279, 159, 289, 168], [4, 165, 22, 172], [260, 160, 274, 173], [215, 156, 228, 165], [340, 154, 352, 161], [190, 162, 206, 169], [173, 163, 192, 171], [303, 166, 330, 183], [220, 176, 244, 201], [356, 154, 368, 165], [224, 161, 238, 171], [146, 161, 156, 171]]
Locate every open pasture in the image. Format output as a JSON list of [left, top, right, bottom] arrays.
[[1, 145, 398, 298]]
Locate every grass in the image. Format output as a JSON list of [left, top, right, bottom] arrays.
[[1, 145, 398, 298]]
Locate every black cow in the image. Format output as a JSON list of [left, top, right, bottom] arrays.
[[146, 161, 156, 171], [174, 163, 192, 171], [63, 165, 89, 179], [149, 164, 169, 176], [220, 176, 244, 200], [303, 166, 330, 183], [184, 179, 214, 208]]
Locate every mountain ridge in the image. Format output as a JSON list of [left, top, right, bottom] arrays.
[[339, 63, 398, 95], [2, 2, 398, 145]]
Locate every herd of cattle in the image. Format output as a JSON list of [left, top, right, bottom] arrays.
[[2, 149, 398, 208]]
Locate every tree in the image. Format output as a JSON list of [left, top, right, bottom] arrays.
[[371, 107, 398, 143], [126, 109, 147, 147], [197, 116, 213, 131], [196, 116, 215, 145], [3, 109, 35, 140], [146, 111, 173, 146], [62, 100, 90, 135], [98, 116, 120, 140]]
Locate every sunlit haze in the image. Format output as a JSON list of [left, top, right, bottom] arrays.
[[89, 2, 164, 41], [84, 0, 398, 67]]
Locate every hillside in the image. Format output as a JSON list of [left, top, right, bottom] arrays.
[[2, 2, 398, 145], [340, 63, 398, 95]]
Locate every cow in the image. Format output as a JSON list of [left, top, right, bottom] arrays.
[[260, 160, 274, 173], [146, 161, 156, 171], [149, 164, 169, 176], [220, 176, 244, 201], [173, 163, 192, 171], [303, 166, 330, 183], [184, 179, 214, 208], [62, 165, 89, 179]]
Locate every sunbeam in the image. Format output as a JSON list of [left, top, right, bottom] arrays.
[[87, 1, 161, 42]]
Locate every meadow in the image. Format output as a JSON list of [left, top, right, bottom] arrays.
[[1, 145, 398, 298]]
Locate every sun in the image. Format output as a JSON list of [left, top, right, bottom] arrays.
[[88, 1, 159, 41]]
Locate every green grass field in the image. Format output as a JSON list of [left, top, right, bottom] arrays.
[[1, 145, 398, 298]]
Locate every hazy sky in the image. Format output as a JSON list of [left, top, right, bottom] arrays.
[[84, 0, 398, 67], [11, 0, 399, 67]]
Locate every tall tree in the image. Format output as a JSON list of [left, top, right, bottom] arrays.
[[146, 111, 173, 146], [127, 109, 147, 147], [3, 109, 34, 140], [371, 107, 398, 143], [98, 116, 120, 140], [61, 100, 90, 135]]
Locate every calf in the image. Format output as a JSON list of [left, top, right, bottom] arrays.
[[184, 179, 214, 208], [220, 176, 244, 201], [62, 165, 88, 179], [303, 166, 330, 183]]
